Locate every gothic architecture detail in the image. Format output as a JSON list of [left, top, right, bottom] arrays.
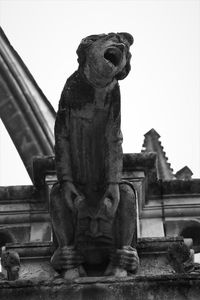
[[0, 27, 55, 179], [0, 28, 200, 299], [50, 32, 139, 279], [142, 128, 175, 180]]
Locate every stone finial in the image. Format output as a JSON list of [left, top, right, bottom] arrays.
[[167, 243, 194, 273], [175, 166, 193, 180], [142, 128, 175, 180]]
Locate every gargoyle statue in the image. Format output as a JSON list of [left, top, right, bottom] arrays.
[[50, 32, 139, 279]]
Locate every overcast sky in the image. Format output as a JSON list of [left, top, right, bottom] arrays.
[[0, 0, 200, 185]]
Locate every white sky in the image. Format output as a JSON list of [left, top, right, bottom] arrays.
[[0, 0, 200, 185]]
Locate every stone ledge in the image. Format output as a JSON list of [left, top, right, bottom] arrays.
[[6, 242, 54, 258], [0, 274, 200, 300], [32, 153, 158, 188], [149, 179, 200, 197], [6, 237, 183, 258], [0, 186, 37, 201], [3, 238, 197, 299], [4, 238, 183, 280], [137, 236, 183, 254], [0, 273, 200, 287]]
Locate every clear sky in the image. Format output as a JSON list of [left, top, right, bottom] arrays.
[[0, 0, 200, 185]]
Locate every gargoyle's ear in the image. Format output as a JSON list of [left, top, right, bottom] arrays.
[[77, 34, 106, 52], [82, 34, 106, 43], [117, 32, 134, 46], [76, 34, 106, 66]]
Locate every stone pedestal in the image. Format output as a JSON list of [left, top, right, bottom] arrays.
[[0, 273, 200, 300], [5, 237, 182, 279], [0, 237, 197, 299]]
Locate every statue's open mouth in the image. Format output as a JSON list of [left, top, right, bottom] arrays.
[[104, 47, 123, 67]]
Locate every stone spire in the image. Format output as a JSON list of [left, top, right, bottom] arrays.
[[142, 129, 175, 180]]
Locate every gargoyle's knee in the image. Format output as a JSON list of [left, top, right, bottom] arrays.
[[115, 182, 137, 247], [119, 182, 136, 210]]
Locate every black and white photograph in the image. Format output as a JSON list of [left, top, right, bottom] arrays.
[[0, 0, 200, 299]]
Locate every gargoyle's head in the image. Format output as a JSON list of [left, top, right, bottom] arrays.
[[77, 32, 133, 87]]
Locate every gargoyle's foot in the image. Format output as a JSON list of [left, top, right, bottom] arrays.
[[62, 265, 87, 280], [104, 246, 139, 277], [104, 263, 127, 277], [51, 246, 86, 279]]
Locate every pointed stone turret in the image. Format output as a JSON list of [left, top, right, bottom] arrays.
[[142, 129, 175, 180]]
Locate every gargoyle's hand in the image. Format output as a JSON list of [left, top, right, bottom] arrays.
[[61, 181, 85, 212], [51, 246, 84, 272], [115, 246, 139, 273], [101, 183, 120, 218], [104, 247, 139, 276]]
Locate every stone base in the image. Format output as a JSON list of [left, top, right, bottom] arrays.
[[4, 237, 184, 279], [1, 237, 195, 299], [0, 274, 200, 300]]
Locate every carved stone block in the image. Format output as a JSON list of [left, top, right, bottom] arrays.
[[50, 32, 139, 278]]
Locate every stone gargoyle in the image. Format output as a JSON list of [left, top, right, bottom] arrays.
[[50, 32, 139, 279]]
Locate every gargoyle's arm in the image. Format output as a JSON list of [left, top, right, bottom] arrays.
[[54, 106, 73, 183], [105, 84, 123, 183]]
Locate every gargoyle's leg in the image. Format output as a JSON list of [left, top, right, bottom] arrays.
[[116, 182, 137, 247], [50, 183, 85, 279], [50, 183, 75, 247], [105, 182, 139, 276]]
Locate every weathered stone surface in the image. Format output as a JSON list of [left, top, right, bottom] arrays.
[[0, 186, 36, 200], [1, 250, 20, 280], [167, 242, 199, 273], [32, 156, 55, 188], [137, 237, 184, 253], [149, 179, 200, 197], [176, 166, 193, 180], [50, 32, 139, 278], [33, 152, 157, 188], [4, 238, 183, 280], [0, 274, 200, 300], [5, 242, 56, 281], [0, 28, 55, 179], [0, 185, 51, 249], [32, 155, 200, 196], [0, 237, 197, 297], [142, 129, 175, 180], [123, 152, 157, 182]]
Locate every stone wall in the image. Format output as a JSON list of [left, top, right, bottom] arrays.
[[0, 186, 51, 247]]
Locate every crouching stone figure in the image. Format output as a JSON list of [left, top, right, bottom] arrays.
[[50, 32, 139, 279]]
